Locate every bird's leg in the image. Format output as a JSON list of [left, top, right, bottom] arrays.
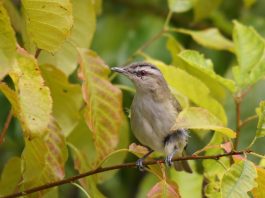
[[136, 149, 154, 171], [165, 146, 178, 167]]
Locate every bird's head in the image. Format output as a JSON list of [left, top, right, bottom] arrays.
[[111, 62, 167, 92]]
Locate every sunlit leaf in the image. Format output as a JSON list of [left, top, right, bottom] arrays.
[[205, 181, 221, 198], [175, 28, 234, 51], [0, 2, 16, 79], [78, 49, 123, 166], [167, 0, 192, 13], [9, 48, 52, 138], [40, 64, 83, 136], [38, 0, 96, 75], [145, 58, 227, 124], [137, 174, 159, 198], [243, 0, 256, 8], [0, 157, 21, 196], [252, 167, 265, 198], [221, 160, 257, 198], [147, 180, 180, 198], [21, 119, 68, 197], [166, 34, 183, 63], [22, 0, 73, 52], [171, 107, 236, 138], [192, 0, 222, 22], [255, 101, 265, 138]]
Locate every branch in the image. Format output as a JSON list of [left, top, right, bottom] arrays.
[[1, 150, 251, 198], [234, 96, 241, 150], [0, 110, 13, 144]]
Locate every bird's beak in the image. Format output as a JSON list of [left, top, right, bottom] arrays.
[[111, 67, 126, 74]]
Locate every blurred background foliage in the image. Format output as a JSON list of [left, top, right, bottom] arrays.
[[1, 0, 265, 197]]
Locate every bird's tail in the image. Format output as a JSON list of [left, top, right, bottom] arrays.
[[174, 160, 192, 173]]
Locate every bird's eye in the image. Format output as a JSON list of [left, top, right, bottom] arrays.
[[137, 70, 147, 77]]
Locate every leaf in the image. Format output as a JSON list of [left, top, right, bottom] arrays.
[[255, 101, 265, 138], [0, 2, 16, 79], [252, 167, 265, 198], [38, 0, 96, 75], [78, 49, 123, 166], [9, 48, 52, 138], [177, 50, 236, 94], [175, 28, 234, 51], [166, 34, 183, 63], [221, 160, 257, 198], [167, 0, 192, 13], [147, 180, 181, 198], [22, 0, 73, 52], [0, 157, 21, 196], [21, 119, 68, 197], [145, 58, 227, 124], [171, 107, 236, 138], [40, 64, 83, 136], [192, 0, 222, 22]]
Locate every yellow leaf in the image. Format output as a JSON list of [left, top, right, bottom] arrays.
[[252, 167, 265, 198]]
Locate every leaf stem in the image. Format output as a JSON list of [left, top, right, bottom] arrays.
[[0, 110, 13, 144], [240, 115, 258, 128], [234, 95, 242, 150], [1, 150, 251, 198]]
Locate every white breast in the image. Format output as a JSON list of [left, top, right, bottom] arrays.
[[130, 94, 177, 152]]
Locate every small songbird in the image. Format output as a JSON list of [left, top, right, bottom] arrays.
[[111, 62, 192, 173]]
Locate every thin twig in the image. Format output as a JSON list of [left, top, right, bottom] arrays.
[[34, 48, 42, 59], [234, 96, 242, 150], [1, 150, 251, 198], [240, 115, 258, 128], [0, 110, 13, 144]]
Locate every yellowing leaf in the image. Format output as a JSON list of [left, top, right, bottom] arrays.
[[9, 48, 52, 138], [78, 49, 123, 166], [38, 0, 96, 75], [252, 167, 265, 198], [147, 180, 180, 198], [0, 3, 16, 79], [221, 160, 257, 198], [0, 157, 21, 196], [171, 107, 236, 138], [22, 0, 73, 52], [22, 119, 67, 197], [167, 0, 192, 13], [40, 64, 83, 136], [175, 28, 234, 51], [256, 101, 265, 138]]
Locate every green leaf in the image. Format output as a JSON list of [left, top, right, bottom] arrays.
[[145, 58, 227, 124], [22, 119, 68, 197], [0, 157, 21, 196], [38, 0, 96, 75], [9, 48, 52, 138], [22, 0, 73, 52], [167, 0, 192, 13], [252, 167, 265, 198], [221, 160, 257, 198], [78, 49, 123, 166], [147, 180, 181, 198], [177, 50, 236, 95], [171, 107, 236, 138], [40, 64, 83, 136], [255, 101, 265, 138], [166, 34, 183, 63], [0, 2, 16, 79], [192, 0, 222, 22], [175, 28, 234, 51]]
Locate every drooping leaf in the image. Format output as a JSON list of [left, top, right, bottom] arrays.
[[38, 0, 96, 75], [9, 48, 52, 138], [221, 160, 257, 198], [78, 49, 123, 166], [40, 64, 83, 136], [171, 107, 236, 138], [21, 119, 68, 197], [252, 167, 265, 198], [166, 34, 183, 63], [192, 0, 222, 22], [167, 0, 192, 13], [0, 2, 16, 79], [145, 58, 227, 124], [175, 28, 234, 51], [22, 0, 73, 52], [147, 180, 181, 198], [205, 181, 221, 198], [0, 157, 21, 196], [255, 101, 265, 138]]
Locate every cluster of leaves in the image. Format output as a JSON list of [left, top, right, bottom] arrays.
[[0, 0, 265, 197]]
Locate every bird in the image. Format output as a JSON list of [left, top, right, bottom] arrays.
[[111, 62, 192, 173]]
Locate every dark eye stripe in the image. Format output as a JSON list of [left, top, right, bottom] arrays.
[[129, 62, 159, 71]]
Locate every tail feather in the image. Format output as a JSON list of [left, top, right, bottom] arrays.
[[174, 160, 192, 173]]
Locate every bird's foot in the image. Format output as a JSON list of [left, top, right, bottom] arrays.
[[136, 158, 146, 171], [165, 153, 174, 167]]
